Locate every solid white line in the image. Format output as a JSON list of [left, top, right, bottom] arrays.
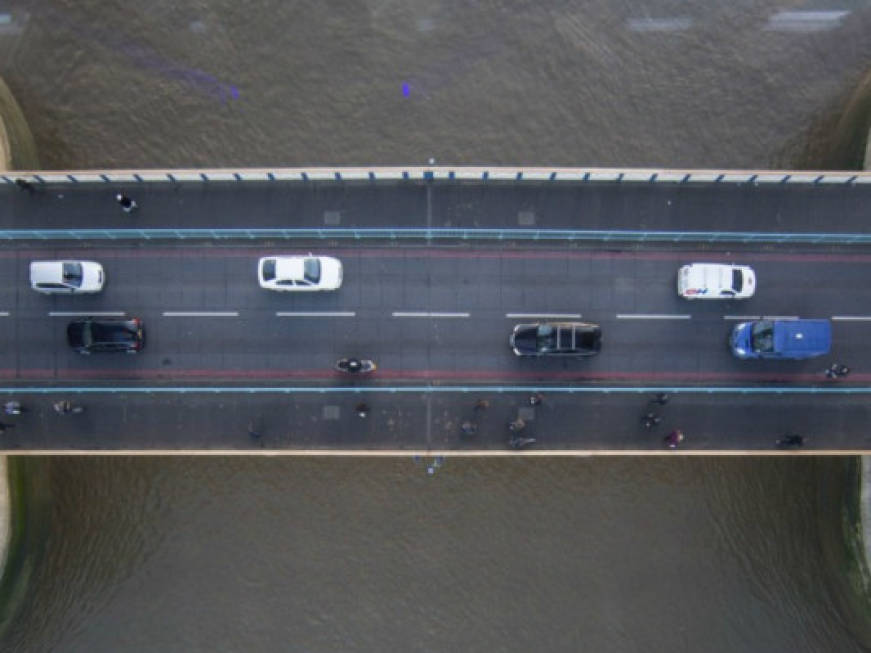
[[393, 312, 470, 318], [616, 313, 691, 320], [723, 315, 761, 320], [49, 311, 126, 317], [505, 313, 582, 319], [162, 311, 239, 317], [832, 316, 871, 322], [276, 311, 356, 317], [762, 315, 798, 320]]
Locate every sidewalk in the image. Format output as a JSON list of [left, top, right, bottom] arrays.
[[0, 389, 868, 453]]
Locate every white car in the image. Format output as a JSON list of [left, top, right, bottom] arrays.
[[30, 260, 105, 294], [677, 263, 755, 300], [257, 255, 343, 291]]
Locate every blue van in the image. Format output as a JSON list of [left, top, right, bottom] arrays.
[[730, 319, 831, 360]]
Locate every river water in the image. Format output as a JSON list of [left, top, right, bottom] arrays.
[[1, 1, 871, 651]]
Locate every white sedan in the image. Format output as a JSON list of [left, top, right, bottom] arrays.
[[677, 263, 756, 300], [257, 255, 343, 291], [30, 260, 105, 294]]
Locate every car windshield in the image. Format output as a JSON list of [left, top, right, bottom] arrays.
[[261, 259, 276, 281], [750, 320, 774, 353], [731, 269, 743, 293], [303, 258, 321, 283], [536, 325, 557, 352], [62, 262, 83, 287]]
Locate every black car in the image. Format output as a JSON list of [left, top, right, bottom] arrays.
[[67, 317, 145, 354], [510, 322, 602, 357]]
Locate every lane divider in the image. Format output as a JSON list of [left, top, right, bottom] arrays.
[[162, 311, 239, 317], [616, 313, 691, 320], [832, 316, 871, 321], [505, 313, 582, 319], [49, 311, 126, 317], [392, 312, 470, 318], [276, 311, 356, 317]]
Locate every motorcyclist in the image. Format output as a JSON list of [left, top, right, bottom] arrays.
[[3, 401, 21, 415], [54, 400, 73, 414]]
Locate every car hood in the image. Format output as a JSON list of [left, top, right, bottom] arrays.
[[79, 262, 105, 291], [319, 257, 343, 289]]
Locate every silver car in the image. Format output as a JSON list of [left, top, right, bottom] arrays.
[[29, 260, 105, 294]]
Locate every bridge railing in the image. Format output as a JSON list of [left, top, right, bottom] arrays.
[[1, 228, 870, 244], [3, 166, 871, 186]]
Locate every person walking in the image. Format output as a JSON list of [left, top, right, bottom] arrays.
[[528, 393, 544, 406], [0, 422, 16, 434], [508, 417, 526, 433], [641, 412, 661, 429], [664, 429, 684, 449], [473, 399, 490, 411], [15, 178, 35, 193], [509, 436, 536, 450], [460, 420, 478, 437], [650, 393, 670, 406], [776, 433, 805, 448], [355, 402, 369, 418], [116, 193, 138, 213]]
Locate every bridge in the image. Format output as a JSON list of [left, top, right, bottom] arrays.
[[1, 166, 870, 454]]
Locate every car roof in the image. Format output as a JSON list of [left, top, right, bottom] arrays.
[[273, 257, 308, 281], [30, 261, 66, 283]]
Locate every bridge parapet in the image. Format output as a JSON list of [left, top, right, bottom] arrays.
[[2, 166, 870, 186]]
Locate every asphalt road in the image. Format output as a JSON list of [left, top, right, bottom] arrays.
[[2, 178, 871, 450], [1, 244, 871, 382]]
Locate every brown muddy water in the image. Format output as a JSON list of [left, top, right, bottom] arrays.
[[1, 1, 871, 651]]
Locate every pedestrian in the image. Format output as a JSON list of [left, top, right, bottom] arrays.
[[509, 436, 536, 450], [3, 401, 21, 415], [641, 412, 661, 429], [508, 417, 526, 433], [528, 392, 544, 406], [14, 178, 35, 193], [650, 392, 670, 406], [355, 402, 369, 418], [116, 193, 137, 213], [0, 422, 15, 434], [460, 420, 478, 437], [776, 433, 805, 448], [473, 399, 490, 411], [663, 429, 684, 449], [247, 420, 261, 440]]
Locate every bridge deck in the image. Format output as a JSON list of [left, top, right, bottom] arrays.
[[1, 176, 870, 452]]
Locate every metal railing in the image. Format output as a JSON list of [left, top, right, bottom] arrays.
[[1, 228, 871, 244], [3, 385, 871, 394], [3, 166, 870, 186]]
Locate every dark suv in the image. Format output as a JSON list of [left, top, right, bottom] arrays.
[[67, 317, 145, 354]]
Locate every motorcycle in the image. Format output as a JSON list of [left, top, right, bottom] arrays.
[[3, 401, 22, 415], [335, 358, 377, 374], [54, 400, 85, 415]]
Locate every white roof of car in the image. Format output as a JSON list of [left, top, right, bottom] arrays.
[[274, 257, 307, 281]]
